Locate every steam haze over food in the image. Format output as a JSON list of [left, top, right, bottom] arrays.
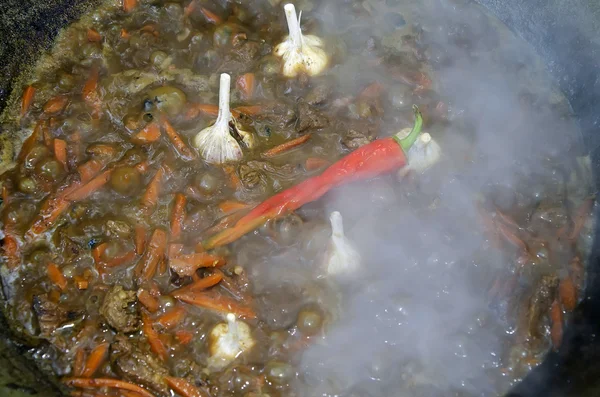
[[258, 0, 582, 395]]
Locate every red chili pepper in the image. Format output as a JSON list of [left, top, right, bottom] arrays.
[[203, 106, 423, 249]]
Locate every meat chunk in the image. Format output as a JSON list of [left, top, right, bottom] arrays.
[[296, 100, 329, 133], [100, 285, 141, 333], [305, 83, 332, 106], [340, 121, 378, 150], [32, 294, 68, 336], [111, 335, 170, 396]]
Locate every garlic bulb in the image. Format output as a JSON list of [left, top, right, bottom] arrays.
[[193, 73, 253, 164], [395, 128, 442, 175], [208, 313, 255, 368], [274, 4, 329, 78], [324, 211, 361, 276]]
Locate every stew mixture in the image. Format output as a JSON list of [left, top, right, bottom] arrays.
[[0, 0, 595, 396]]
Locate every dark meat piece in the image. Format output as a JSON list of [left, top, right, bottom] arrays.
[[340, 121, 378, 149], [305, 83, 332, 106], [254, 102, 296, 131], [111, 334, 169, 396], [32, 294, 68, 336], [218, 41, 260, 74], [100, 285, 141, 333], [238, 164, 266, 190], [296, 100, 329, 133], [245, 160, 304, 182]]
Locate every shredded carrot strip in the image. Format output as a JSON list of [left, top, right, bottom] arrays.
[[171, 271, 223, 296], [184, 103, 219, 120], [141, 312, 168, 361], [77, 159, 105, 183], [164, 376, 205, 397], [87, 29, 102, 42], [21, 85, 35, 116], [305, 157, 330, 171], [63, 377, 155, 397], [141, 168, 163, 212], [169, 253, 226, 277], [232, 105, 262, 117], [222, 165, 241, 189], [134, 225, 146, 255], [200, 7, 221, 24], [170, 193, 186, 240], [132, 123, 161, 144], [81, 342, 109, 377], [17, 121, 43, 161], [160, 118, 195, 160], [73, 348, 86, 377], [156, 307, 186, 329], [175, 330, 194, 345], [175, 289, 256, 318], [27, 196, 72, 237], [43, 95, 68, 114], [120, 28, 130, 39], [54, 139, 68, 167], [138, 289, 160, 313], [218, 200, 250, 214], [263, 134, 312, 157], [65, 170, 112, 201], [92, 243, 107, 265], [123, 0, 137, 13], [104, 250, 136, 268], [82, 67, 102, 118], [184, 0, 196, 17], [47, 263, 68, 290], [134, 229, 167, 282], [236, 73, 255, 100]]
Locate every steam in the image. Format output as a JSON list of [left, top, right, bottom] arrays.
[[283, 0, 582, 396]]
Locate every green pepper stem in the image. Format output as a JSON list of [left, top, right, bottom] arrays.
[[393, 105, 423, 151]]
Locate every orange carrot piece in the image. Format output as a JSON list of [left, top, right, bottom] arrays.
[[54, 139, 68, 167], [550, 299, 563, 350], [160, 118, 195, 160], [21, 85, 35, 116], [359, 82, 385, 99], [175, 330, 194, 345], [77, 159, 105, 183], [82, 67, 102, 117], [141, 168, 163, 212], [63, 377, 154, 397], [156, 307, 186, 329], [236, 73, 255, 100], [134, 225, 146, 255], [169, 253, 226, 277], [86, 144, 117, 158], [3, 234, 20, 269], [263, 134, 311, 158], [65, 170, 112, 201], [123, 0, 137, 13], [305, 157, 330, 171], [87, 29, 102, 42], [141, 312, 168, 361], [17, 121, 42, 161], [75, 277, 89, 290], [104, 250, 136, 268], [184, 0, 196, 17], [559, 276, 578, 311], [43, 96, 68, 114], [231, 105, 262, 117], [120, 28, 130, 39], [184, 103, 219, 120], [92, 243, 107, 265], [47, 263, 68, 290], [135, 229, 167, 282], [73, 348, 86, 377], [200, 7, 221, 24], [167, 244, 184, 260], [170, 193, 186, 239], [165, 376, 205, 397], [171, 272, 223, 296], [218, 200, 250, 214], [27, 196, 72, 237], [81, 342, 109, 377], [132, 123, 161, 144], [138, 289, 160, 313], [175, 289, 256, 318]]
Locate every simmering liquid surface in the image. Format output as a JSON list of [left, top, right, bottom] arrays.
[[0, 0, 595, 396]]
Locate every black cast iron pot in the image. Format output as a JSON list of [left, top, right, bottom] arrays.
[[0, 0, 599, 396]]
